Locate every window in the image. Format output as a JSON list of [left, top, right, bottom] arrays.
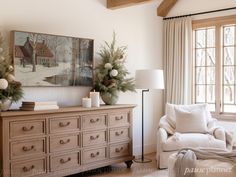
[[223, 25, 236, 113], [193, 15, 236, 118], [194, 27, 216, 111]]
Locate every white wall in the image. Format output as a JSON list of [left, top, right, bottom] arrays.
[[168, 0, 236, 142], [168, 0, 236, 19], [0, 0, 163, 155]]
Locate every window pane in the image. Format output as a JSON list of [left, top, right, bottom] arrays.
[[196, 49, 205, 66], [207, 28, 215, 47], [224, 86, 234, 104], [224, 66, 234, 85], [196, 67, 205, 84], [224, 105, 236, 113], [206, 48, 215, 66], [196, 85, 205, 102], [207, 85, 215, 103], [224, 26, 235, 46], [224, 47, 234, 65], [207, 67, 215, 84], [196, 30, 206, 48]]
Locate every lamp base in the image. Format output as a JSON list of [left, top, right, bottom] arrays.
[[134, 157, 152, 163]]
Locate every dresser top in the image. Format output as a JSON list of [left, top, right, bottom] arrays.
[[0, 104, 136, 117]]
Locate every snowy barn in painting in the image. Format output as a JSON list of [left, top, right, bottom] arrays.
[[15, 37, 57, 67], [13, 31, 94, 87]]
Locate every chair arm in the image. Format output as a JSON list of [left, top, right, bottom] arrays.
[[156, 127, 168, 159], [158, 128, 168, 143], [213, 127, 226, 142], [207, 118, 217, 129]]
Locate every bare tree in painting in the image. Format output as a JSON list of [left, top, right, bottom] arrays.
[[54, 37, 65, 64], [71, 39, 79, 85], [29, 33, 40, 72]]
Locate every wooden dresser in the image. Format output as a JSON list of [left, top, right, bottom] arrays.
[[0, 104, 136, 177]]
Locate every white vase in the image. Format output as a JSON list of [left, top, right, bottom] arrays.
[[0, 98, 12, 111]]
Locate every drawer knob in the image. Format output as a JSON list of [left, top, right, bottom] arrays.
[[91, 151, 100, 158], [59, 122, 70, 127], [59, 139, 70, 144], [115, 131, 124, 136], [60, 157, 71, 164], [115, 116, 123, 120], [22, 145, 35, 152], [22, 165, 35, 172], [22, 126, 34, 131], [90, 118, 100, 123], [115, 147, 124, 153], [90, 135, 100, 140]]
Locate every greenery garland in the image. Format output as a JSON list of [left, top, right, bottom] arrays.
[[93, 33, 135, 95], [0, 33, 23, 102]]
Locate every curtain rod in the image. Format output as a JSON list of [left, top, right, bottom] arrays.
[[163, 6, 236, 20]]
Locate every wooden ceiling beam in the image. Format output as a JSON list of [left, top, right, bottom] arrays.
[[107, 0, 152, 9], [157, 0, 177, 17]]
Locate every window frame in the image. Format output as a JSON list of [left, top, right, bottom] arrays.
[[193, 15, 236, 120]]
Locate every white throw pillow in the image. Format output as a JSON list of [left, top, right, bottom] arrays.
[[175, 107, 208, 133], [165, 103, 212, 129], [166, 103, 176, 128]]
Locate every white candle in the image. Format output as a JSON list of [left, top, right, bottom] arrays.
[[90, 91, 100, 107], [82, 97, 91, 108]]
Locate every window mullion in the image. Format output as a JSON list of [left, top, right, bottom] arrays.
[[215, 25, 221, 115], [205, 29, 208, 103], [234, 25, 236, 106]]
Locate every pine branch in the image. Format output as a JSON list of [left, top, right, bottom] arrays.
[[93, 33, 135, 94], [0, 33, 23, 103]]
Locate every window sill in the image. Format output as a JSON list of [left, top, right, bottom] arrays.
[[211, 112, 236, 121]]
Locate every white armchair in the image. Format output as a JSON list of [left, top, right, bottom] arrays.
[[156, 103, 233, 169]]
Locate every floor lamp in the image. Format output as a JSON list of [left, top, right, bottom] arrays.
[[134, 69, 164, 163]]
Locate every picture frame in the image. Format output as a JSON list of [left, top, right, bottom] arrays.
[[11, 31, 94, 87]]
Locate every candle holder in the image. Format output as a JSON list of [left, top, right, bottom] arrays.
[[82, 98, 92, 108]]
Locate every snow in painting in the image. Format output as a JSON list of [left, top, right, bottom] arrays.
[[13, 31, 93, 87]]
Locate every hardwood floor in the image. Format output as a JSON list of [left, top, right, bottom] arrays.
[[68, 153, 168, 177]]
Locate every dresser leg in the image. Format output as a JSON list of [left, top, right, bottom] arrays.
[[125, 160, 133, 168]]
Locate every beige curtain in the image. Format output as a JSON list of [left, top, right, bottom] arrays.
[[163, 17, 192, 104]]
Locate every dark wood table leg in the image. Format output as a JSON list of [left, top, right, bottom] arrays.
[[125, 160, 133, 168]]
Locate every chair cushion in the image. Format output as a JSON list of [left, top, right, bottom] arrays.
[[175, 107, 208, 133], [166, 103, 212, 129], [162, 133, 226, 151]]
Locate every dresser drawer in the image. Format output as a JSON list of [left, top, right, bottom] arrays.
[[82, 130, 107, 147], [109, 113, 129, 127], [83, 147, 107, 164], [82, 114, 107, 130], [109, 127, 129, 142], [11, 138, 46, 159], [10, 120, 45, 139], [110, 143, 129, 158], [50, 134, 79, 152], [11, 158, 46, 177], [50, 117, 79, 133], [50, 152, 80, 172]]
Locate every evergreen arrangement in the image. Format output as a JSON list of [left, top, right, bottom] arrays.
[[0, 33, 23, 102], [93, 33, 135, 103]]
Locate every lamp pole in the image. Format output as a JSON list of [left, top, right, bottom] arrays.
[[134, 89, 152, 163], [134, 69, 164, 163]]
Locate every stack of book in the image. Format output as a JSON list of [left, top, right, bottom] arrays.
[[20, 101, 59, 111]]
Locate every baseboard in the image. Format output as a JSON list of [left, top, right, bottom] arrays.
[[133, 143, 156, 156]]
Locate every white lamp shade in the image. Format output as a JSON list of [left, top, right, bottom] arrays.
[[135, 69, 164, 89]]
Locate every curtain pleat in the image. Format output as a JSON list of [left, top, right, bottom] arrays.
[[163, 17, 192, 104]]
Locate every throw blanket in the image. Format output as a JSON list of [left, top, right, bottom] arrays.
[[174, 148, 236, 177], [159, 116, 234, 149], [174, 149, 196, 177]]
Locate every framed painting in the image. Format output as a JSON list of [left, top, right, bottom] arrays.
[[11, 31, 94, 87]]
